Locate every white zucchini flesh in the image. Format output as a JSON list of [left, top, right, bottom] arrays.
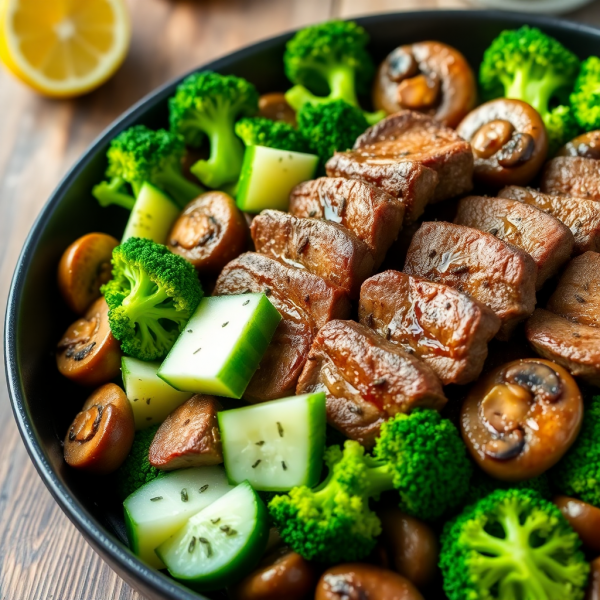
[[156, 481, 268, 591], [157, 294, 281, 399], [122, 357, 192, 430], [218, 392, 327, 491], [236, 145, 319, 213], [122, 182, 180, 244], [123, 467, 233, 569]]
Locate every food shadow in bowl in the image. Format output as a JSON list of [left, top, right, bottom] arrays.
[[5, 10, 600, 600]]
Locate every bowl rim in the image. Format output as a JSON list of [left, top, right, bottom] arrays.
[[5, 9, 600, 600]]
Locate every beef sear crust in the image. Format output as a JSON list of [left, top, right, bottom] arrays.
[[541, 156, 600, 201]]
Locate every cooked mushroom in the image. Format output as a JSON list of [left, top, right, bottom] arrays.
[[167, 191, 248, 274], [64, 383, 135, 473], [461, 359, 583, 481], [231, 547, 317, 600], [373, 41, 476, 128], [58, 232, 118, 314], [557, 130, 600, 160], [258, 93, 297, 126], [586, 557, 600, 600], [554, 496, 600, 552], [56, 297, 122, 386], [316, 564, 424, 600], [457, 99, 548, 187], [379, 507, 438, 589]]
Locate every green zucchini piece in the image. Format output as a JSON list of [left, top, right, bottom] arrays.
[[156, 481, 269, 591], [218, 392, 326, 491], [123, 466, 233, 569], [236, 145, 318, 213], [122, 182, 180, 243], [121, 357, 193, 430], [157, 294, 281, 399]]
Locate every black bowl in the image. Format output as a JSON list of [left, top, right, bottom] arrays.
[[5, 9, 600, 600]]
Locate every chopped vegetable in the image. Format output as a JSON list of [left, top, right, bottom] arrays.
[[169, 71, 259, 188], [235, 146, 319, 213], [465, 469, 552, 505], [102, 237, 203, 361], [121, 357, 192, 430], [570, 56, 600, 131], [440, 489, 589, 600], [124, 466, 233, 569], [235, 116, 309, 152], [219, 392, 326, 491], [158, 293, 281, 398], [156, 481, 269, 592], [269, 409, 472, 563]]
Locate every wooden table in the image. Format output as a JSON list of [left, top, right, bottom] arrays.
[[0, 0, 599, 598]]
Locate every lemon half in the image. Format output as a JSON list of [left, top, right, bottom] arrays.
[[0, 0, 131, 98]]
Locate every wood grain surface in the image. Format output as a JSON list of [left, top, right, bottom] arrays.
[[0, 1, 599, 599]]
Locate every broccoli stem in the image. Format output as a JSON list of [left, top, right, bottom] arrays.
[[92, 177, 136, 210], [154, 164, 203, 209]]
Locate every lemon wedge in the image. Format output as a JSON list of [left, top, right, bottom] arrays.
[[0, 0, 130, 97]]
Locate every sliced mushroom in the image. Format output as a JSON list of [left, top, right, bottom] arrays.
[[64, 383, 135, 473], [167, 191, 248, 274], [457, 99, 548, 188], [554, 496, 600, 553], [258, 93, 297, 126], [586, 556, 600, 600], [461, 359, 583, 481], [373, 41, 476, 128], [557, 130, 600, 160]]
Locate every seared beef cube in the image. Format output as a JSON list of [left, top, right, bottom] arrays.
[[359, 271, 500, 385], [499, 186, 600, 254], [296, 320, 446, 448], [289, 177, 404, 267], [404, 222, 537, 340], [526, 309, 600, 386], [454, 196, 574, 289], [547, 251, 600, 328], [251, 210, 374, 298], [541, 157, 600, 201], [214, 252, 350, 402], [326, 111, 472, 215]]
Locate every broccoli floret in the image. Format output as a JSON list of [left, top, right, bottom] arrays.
[[440, 489, 590, 600], [297, 100, 368, 168], [284, 20, 385, 125], [544, 105, 582, 156], [169, 71, 259, 188], [92, 125, 203, 209], [115, 424, 164, 500], [235, 117, 309, 153], [102, 237, 202, 361], [571, 56, 600, 131], [551, 395, 600, 507], [465, 470, 552, 506], [269, 410, 472, 563]]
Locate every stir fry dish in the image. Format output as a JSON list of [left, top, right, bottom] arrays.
[[55, 20, 600, 600]]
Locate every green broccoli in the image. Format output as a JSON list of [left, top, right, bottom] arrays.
[[235, 116, 309, 153], [115, 424, 164, 500], [297, 100, 368, 168], [544, 105, 582, 156], [169, 71, 259, 188], [102, 237, 202, 361], [571, 56, 600, 131], [283, 20, 385, 125], [465, 469, 552, 506], [92, 125, 203, 209], [551, 395, 600, 507], [479, 26, 581, 153], [269, 409, 472, 563], [440, 489, 590, 600]]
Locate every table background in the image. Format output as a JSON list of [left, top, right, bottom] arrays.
[[1, 0, 599, 598]]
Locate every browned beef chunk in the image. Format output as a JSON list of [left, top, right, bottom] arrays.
[[359, 270, 500, 385], [289, 177, 404, 267], [541, 157, 600, 201], [547, 251, 600, 328], [326, 111, 472, 217], [454, 195, 574, 289], [214, 252, 350, 402], [499, 186, 600, 254], [404, 222, 537, 340], [296, 320, 446, 448], [250, 210, 374, 298], [526, 309, 600, 386]]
